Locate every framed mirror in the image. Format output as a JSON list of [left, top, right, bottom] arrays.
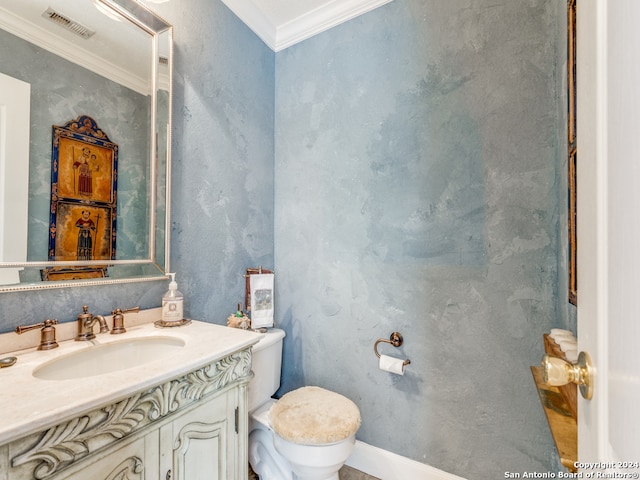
[[0, 0, 172, 292]]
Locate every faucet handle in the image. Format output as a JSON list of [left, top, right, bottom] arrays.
[[16, 319, 59, 350], [110, 306, 140, 335]]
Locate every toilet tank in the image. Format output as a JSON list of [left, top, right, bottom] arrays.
[[248, 328, 286, 412]]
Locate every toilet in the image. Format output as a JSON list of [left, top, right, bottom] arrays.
[[248, 328, 361, 480]]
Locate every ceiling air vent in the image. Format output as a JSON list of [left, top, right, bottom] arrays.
[[42, 8, 95, 39]]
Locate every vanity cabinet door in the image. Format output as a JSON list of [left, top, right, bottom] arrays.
[[52, 433, 159, 480], [160, 390, 240, 480]]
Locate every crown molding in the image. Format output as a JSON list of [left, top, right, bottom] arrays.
[[221, 0, 393, 52]]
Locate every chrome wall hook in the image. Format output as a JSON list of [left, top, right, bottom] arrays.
[[374, 332, 410, 366]]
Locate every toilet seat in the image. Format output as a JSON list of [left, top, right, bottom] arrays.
[[269, 386, 361, 445]]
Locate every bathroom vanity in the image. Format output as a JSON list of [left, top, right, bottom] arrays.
[[0, 312, 261, 479]]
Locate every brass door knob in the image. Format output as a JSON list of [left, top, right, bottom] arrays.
[[542, 351, 594, 400]]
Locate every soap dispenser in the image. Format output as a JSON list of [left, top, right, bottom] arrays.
[[162, 273, 184, 323]]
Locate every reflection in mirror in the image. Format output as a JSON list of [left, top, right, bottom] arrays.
[[0, 0, 172, 291], [0, 72, 30, 283]]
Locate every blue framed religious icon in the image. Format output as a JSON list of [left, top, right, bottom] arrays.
[[41, 116, 118, 281]]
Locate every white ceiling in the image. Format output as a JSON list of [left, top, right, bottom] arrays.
[[0, 0, 164, 95], [220, 0, 393, 51]]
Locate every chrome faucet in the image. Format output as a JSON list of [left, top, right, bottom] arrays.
[[75, 305, 109, 341]]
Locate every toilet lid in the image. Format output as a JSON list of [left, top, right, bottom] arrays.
[[269, 386, 361, 445]]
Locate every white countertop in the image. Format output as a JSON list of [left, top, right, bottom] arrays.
[[0, 311, 262, 445]]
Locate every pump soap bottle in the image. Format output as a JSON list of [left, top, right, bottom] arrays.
[[162, 273, 184, 324]]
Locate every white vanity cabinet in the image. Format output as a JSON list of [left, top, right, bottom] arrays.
[[0, 342, 253, 480], [44, 387, 244, 480], [160, 387, 242, 480]]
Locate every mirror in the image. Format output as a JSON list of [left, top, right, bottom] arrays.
[[0, 0, 172, 291]]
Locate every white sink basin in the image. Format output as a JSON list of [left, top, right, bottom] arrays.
[[33, 336, 186, 380]]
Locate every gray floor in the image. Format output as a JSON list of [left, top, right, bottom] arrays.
[[339, 465, 381, 480], [249, 464, 380, 480]]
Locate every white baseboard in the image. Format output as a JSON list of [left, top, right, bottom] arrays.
[[346, 440, 467, 480]]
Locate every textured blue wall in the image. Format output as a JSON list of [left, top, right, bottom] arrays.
[[161, 1, 275, 322], [274, 0, 565, 476]]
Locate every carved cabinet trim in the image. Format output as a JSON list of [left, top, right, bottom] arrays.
[[10, 349, 251, 479]]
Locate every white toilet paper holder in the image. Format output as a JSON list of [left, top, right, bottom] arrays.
[[374, 332, 411, 366]]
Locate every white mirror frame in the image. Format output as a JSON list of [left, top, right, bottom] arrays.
[[0, 0, 172, 292]]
